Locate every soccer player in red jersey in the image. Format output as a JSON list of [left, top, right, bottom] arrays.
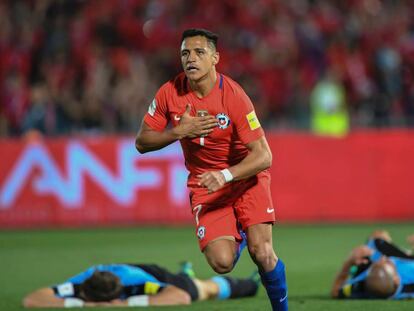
[[136, 28, 287, 311]]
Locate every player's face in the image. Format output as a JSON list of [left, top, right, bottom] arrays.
[[181, 36, 219, 82]]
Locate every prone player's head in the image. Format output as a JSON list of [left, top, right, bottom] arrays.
[[180, 28, 219, 81], [79, 270, 123, 302], [365, 257, 399, 298]]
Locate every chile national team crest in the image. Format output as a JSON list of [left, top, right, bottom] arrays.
[[197, 226, 206, 240], [216, 113, 231, 129]]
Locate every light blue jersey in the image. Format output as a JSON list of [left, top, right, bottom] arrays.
[[67, 264, 161, 286], [339, 239, 414, 299], [366, 238, 414, 299], [390, 257, 414, 299], [340, 256, 414, 299], [53, 264, 166, 299]]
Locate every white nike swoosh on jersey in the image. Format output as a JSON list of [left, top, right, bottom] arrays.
[[174, 115, 181, 121], [280, 294, 288, 302], [267, 208, 274, 213]]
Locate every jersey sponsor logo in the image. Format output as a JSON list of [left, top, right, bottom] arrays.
[[216, 113, 231, 129], [148, 99, 157, 116], [267, 208, 274, 214], [246, 111, 261, 130], [197, 225, 206, 240]]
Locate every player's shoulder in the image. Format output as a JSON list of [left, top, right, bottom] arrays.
[[220, 73, 253, 109], [221, 73, 250, 102], [221, 73, 246, 94]]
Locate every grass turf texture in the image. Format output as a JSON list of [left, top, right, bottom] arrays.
[[1, 223, 413, 311]]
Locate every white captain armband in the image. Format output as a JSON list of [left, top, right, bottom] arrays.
[[127, 295, 150, 307], [220, 168, 234, 183], [64, 298, 84, 308]]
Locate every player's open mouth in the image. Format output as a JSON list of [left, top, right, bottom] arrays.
[[186, 65, 198, 72]]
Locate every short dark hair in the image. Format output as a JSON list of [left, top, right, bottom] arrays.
[[181, 28, 218, 50], [80, 271, 123, 302]]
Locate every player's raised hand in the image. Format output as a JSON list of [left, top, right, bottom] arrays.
[[174, 105, 217, 138], [197, 171, 226, 193], [369, 230, 392, 242], [407, 234, 414, 250], [348, 245, 373, 265]]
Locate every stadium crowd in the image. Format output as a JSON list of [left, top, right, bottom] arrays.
[[1, 0, 413, 137]]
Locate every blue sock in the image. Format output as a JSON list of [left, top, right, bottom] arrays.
[[233, 230, 247, 266], [260, 259, 288, 311], [211, 276, 231, 300]]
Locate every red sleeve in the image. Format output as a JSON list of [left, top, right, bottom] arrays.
[[143, 83, 170, 131], [229, 86, 264, 145]]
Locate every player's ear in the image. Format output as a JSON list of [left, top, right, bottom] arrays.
[[213, 52, 219, 65]]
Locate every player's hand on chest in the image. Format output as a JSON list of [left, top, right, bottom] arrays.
[[170, 106, 232, 142]]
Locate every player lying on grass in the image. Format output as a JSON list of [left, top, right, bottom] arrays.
[[23, 262, 259, 308], [331, 230, 414, 299]]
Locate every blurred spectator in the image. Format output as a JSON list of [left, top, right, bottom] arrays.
[[310, 69, 349, 137], [372, 45, 402, 127], [0, 0, 413, 137]]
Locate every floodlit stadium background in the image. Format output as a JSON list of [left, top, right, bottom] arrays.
[[0, 1, 413, 310], [2, 0, 414, 135]]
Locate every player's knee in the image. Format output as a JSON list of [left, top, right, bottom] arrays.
[[211, 263, 233, 274], [204, 242, 236, 274], [207, 254, 234, 274], [210, 260, 234, 274]]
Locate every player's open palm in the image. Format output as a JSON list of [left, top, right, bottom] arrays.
[[197, 171, 226, 193], [177, 105, 217, 138]]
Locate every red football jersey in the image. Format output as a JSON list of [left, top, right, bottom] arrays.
[[144, 72, 265, 187]]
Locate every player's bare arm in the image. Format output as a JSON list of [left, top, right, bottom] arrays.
[[23, 288, 66, 308], [22, 288, 123, 308], [22, 288, 111, 308], [97, 285, 191, 307], [135, 105, 217, 154], [143, 286, 191, 306], [23, 285, 191, 308], [22, 287, 115, 308], [331, 245, 373, 297], [197, 136, 272, 193]]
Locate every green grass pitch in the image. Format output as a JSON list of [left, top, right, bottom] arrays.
[[1, 223, 413, 310]]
